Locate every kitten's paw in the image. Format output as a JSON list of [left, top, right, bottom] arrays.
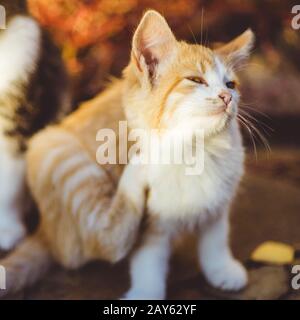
[[122, 288, 165, 300], [204, 259, 248, 291], [0, 218, 26, 251]]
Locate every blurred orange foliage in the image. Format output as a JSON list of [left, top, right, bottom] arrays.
[[28, 0, 197, 75]]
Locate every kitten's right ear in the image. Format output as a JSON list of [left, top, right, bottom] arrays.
[[132, 10, 177, 84]]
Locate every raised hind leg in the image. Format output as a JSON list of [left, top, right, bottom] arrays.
[[26, 127, 147, 267]]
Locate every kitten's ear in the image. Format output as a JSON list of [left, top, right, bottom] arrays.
[[132, 10, 177, 83], [215, 29, 255, 69]]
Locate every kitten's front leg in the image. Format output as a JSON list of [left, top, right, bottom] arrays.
[[0, 151, 26, 250], [198, 211, 247, 291], [123, 223, 171, 300]]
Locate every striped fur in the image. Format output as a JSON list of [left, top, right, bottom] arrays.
[[27, 125, 144, 268], [0, 2, 70, 251], [0, 10, 254, 298]]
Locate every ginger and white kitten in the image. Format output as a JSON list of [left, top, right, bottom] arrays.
[[0, 1, 70, 250], [122, 11, 253, 299], [0, 10, 254, 299]]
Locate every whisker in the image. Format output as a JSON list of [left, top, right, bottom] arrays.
[[239, 100, 260, 107], [187, 24, 198, 45], [205, 26, 210, 48], [239, 104, 272, 120], [233, 62, 263, 72], [237, 115, 258, 160], [250, 122, 271, 153], [239, 109, 273, 135], [200, 7, 204, 47], [238, 113, 271, 154]]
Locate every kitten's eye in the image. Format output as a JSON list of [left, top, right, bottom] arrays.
[[186, 76, 208, 86], [226, 81, 236, 89]]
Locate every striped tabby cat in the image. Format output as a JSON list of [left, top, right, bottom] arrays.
[[0, 0, 70, 250]]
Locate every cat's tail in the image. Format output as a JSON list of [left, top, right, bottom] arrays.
[[0, 231, 52, 298]]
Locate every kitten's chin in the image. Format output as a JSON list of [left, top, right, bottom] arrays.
[[204, 112, 235, 137]]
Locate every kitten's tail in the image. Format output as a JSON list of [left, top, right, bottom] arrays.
[[0, 231, 52, 297]]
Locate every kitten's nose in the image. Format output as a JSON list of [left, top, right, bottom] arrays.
[[218, 91, 232, 106]]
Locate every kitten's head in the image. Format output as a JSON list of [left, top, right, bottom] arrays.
[[123, 10, 254, 138]]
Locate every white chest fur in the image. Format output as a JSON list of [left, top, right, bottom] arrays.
[[0, 15, 41, 95], [146, 126, 244, 223]]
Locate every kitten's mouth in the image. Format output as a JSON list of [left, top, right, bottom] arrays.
[[209, 102, 236, 118], [191, 104, 235, 119], [205, 105, 228, 117], [209, 106, 227, 116]]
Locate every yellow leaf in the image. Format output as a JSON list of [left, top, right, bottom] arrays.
[[251, 241, 294, 265]]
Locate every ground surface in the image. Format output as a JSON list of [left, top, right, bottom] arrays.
[[4, 147, 300, 300]]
